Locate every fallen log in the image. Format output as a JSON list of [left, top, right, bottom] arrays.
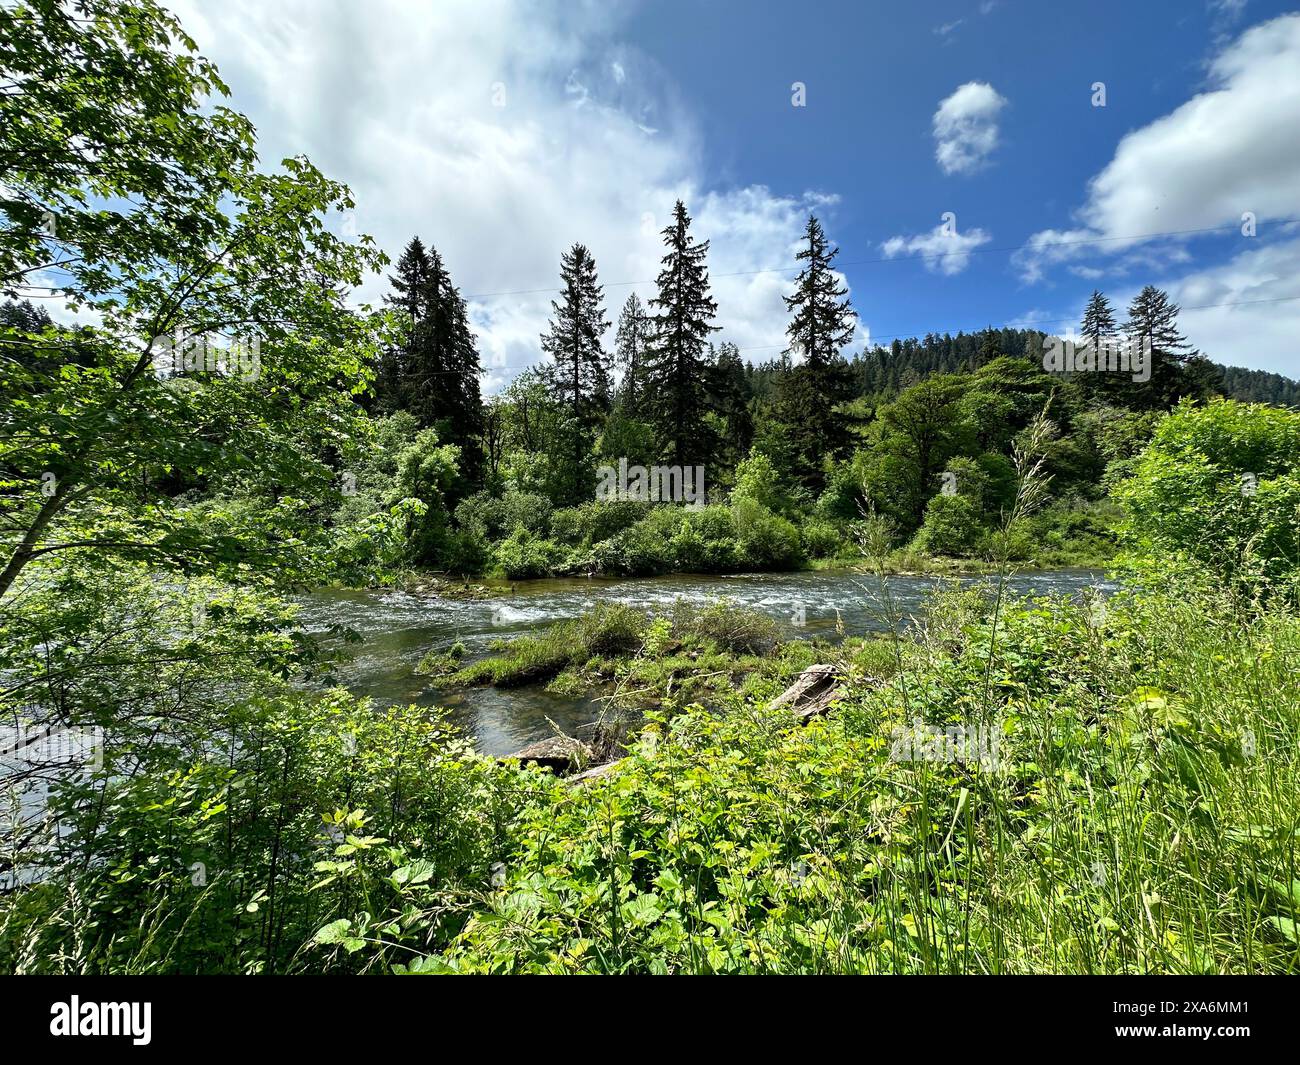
[[567, 759, 624, 784], [766, 663, 845, 721], [561, 663, 847, 786], [500, 735, 594, 775]]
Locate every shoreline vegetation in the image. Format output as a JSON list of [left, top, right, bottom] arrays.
[[391, 548, 1116, 600]]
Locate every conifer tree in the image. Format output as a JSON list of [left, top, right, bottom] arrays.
[[613, 291, 651, 413], [1123, 284, 1203, 407], [1080, 289, 1117, 351], [783, 216, 856, 368], [706, 341, 754, 474], [540, 242, 609, 502], [380, 236, 484, 479], [644, 200, 718, 468], [774, 215, 856, 490]]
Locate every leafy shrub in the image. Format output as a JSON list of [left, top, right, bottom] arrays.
[[731, 498, 803, 569], [550, 500, 649, 546], [492, 528, 572, 580], [800, 519, 843, 559], [1116, 399, 1300, 596], [455, 491, 553, 541], [910, 494, 984, 557], [731, 452, 791, 514]]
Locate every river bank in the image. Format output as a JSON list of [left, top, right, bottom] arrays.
[[296, 567, 1115, 755]]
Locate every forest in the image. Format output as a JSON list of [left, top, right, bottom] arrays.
[[2, 0, 1300, 983]]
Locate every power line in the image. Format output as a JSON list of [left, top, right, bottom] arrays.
[[462, 217, 1300, 301], [9, 290, 1293, 380], [468, 292, 1300, 375]]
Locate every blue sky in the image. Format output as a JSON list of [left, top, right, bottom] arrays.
[[165, 0, 1300, 380]]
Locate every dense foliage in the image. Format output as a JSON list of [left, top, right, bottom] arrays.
[[3, 0, 1299, 978]]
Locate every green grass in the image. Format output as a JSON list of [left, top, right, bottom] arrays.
[[399, 577, 1300, 973]]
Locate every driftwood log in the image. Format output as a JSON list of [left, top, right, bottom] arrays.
[[766, 663, 846, 721], [499, 735, 593, 775], [519, 663, 850, 785]]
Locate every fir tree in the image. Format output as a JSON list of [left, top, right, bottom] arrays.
[[644, 200, 718, 467], [380, 236, 484, 480], [540, 242, 609, 502], [1080, 289, 1117, 350], [706, 341, 755, 475], [774, 215, 856, 490], [613, 291, 651, 413], [1123, 285, 1201, 407], [783, 216, 856, 369]]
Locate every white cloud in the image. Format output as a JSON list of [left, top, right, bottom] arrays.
[[167, 0, 844, 390], [881, 224, 992, 276], [1017, 14, 1300, 283], [1165, 232, 1300, 376], [932, 81, 1007, 175]]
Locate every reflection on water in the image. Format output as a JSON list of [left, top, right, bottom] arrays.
[[295, 568, 1117, 756]]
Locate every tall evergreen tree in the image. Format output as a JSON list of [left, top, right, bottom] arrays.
[[540, 242, 609, 502], [380, 237, 484, 479], [376, 237, 431, 408], [1080, 289, 1117, 350], [613, 291, 651, 413], [1074, 289, 1120, 401], [644, 200, 718, 468], [774, 215, 856, 490], [783, 216, 856, 369], [1123, 284, 1203, 408], [706, 340, 755, 476]]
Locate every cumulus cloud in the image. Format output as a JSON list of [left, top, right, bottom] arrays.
[[932, 82, 1007, 175], [167, 0, 848, 390], [881, 223, 993, 276], [1166, 232, 1300, 376], [1016, 13, 1300, 283]]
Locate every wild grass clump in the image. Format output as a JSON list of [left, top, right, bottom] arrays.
[[446, 602, 647, 687], [414, 639, 466, 677], [668, 598, 778, 654], [440, 598, 782, 695]]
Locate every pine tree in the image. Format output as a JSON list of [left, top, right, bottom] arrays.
[[613, 291, 650, 413], [774, 215, 856, 490], [380, 236, 484, 479], [644, 200, 718, 467], [1123, 285, 1200, 408], [1080, 290, 1117, 350], [783, 216, 856, 368], [706, 341, 754, 475], [540, 242, 609, 502]]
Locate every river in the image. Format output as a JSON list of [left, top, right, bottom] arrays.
[[295, 568, 1115, 756]]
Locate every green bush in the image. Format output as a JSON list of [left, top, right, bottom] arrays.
[[492, 528, 572, 580], [910, 494, 984, 557], [800, 518, 843, 559], [731, 498, 803, 569], [455, 491, 553, 541], [1115, 399, 1300, 596], [550, 500, 649, 546]]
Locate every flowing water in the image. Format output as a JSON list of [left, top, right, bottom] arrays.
[[296, 568, 1115, 756]]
